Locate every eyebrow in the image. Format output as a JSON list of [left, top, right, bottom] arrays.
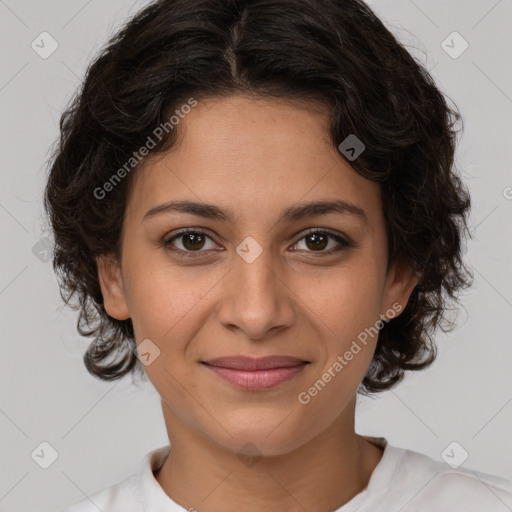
[[143, 199, 368, 224]]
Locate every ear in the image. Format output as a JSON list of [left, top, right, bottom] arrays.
[[96, 254, 130, 320], [381, 262, 419, 319]]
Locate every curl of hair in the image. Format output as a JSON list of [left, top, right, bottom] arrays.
[[44, 0, 473, 394]]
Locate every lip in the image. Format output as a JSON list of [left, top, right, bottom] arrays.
[[200, 356, 310, 391], [201, 355, 309, 370]]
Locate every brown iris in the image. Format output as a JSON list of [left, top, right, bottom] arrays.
[[304, 233, 328, 251], [181, 232, 207, 251]]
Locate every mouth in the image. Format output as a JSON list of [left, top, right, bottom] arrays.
[[200, 356, 310, 391]]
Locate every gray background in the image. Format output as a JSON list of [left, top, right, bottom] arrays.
[[0, 0, 511, 511]]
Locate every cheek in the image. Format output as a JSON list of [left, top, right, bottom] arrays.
[[298, 258, 384, 338], [124, 254, 216, 339], [294, 257, 384, 395], [123, 262, 227, 395], [124, 264, 205, 396]]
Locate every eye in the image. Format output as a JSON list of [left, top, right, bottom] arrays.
[[162, 227, 353, 258], [163, 228, 219, 257], [291, 229, 353, 255]]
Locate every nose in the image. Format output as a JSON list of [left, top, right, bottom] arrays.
[[216, 244, 296, 341]]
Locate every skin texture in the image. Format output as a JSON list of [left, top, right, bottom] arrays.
[[97, 94, 418, 512]]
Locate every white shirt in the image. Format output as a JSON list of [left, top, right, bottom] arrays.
[[59, 436, 512, 511]]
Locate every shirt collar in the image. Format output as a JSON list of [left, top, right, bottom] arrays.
[[134, 444, 182, 511], [134, 437, 400, 511]]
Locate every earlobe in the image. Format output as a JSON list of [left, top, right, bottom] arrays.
[[96, 254, 130, 320], [382, 263, 419, 319]]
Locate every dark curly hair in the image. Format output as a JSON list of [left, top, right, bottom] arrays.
[[44, 0, 473, 394]]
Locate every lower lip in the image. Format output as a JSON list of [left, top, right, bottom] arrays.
[[202, 363, 308, 391]]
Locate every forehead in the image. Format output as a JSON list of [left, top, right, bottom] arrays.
[[126, 94, 382, 224]]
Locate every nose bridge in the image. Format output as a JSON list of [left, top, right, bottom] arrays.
[[217, 237, 294, 338], [236, 241, 278, 302]]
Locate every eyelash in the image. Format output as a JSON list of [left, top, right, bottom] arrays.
[[162, 228, 354, 258]]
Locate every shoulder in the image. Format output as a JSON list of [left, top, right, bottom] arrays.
[[57, 445, 171, 512], [386, 444, 512, 511], [58, 474, 139, 512]]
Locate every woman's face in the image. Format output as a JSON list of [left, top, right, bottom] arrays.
[[98, 94, 417, 457]]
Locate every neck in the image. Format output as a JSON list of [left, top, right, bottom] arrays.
[[154, 397, 384, 512]]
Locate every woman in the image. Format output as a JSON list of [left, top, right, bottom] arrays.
[[45, 0, 512, 510]]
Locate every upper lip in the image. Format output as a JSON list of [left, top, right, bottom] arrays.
[[201, 356, 309, 371]]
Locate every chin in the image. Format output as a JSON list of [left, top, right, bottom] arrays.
[[205, 414, 319, 459]]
